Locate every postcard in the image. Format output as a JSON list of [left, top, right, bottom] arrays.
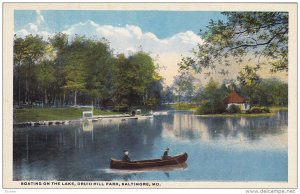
[[2, 2, 297, 189]]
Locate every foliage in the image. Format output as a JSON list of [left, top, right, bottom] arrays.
[[13, 34, 162, 110], [179, 12, 288, 74], [240, 78, 288, 106], [114, 51, 159, 111], [172, 72, 196, 102], [161, 86, 175, 104], [13, 35, 51, 105], [246, 106, 271, 114], [227, 104, 241, 113], [237, 65, 261, 103], [195, 79, 227, 114]]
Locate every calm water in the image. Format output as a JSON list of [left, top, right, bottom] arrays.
[[13, 111, 288, 181]]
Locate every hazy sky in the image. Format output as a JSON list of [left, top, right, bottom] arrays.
[[14, 10, 287, 86]]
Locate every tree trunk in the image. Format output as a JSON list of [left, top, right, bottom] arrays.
[[63, 91, 65, 107], [44, 88, 48, 105], [18, 66, 21, 106], [25, 71, 28, 104], [74, 90, 77, 106]]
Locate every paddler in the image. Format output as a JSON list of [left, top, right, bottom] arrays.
[[122, 150, 131, 162], [162, 147, 171, 160]]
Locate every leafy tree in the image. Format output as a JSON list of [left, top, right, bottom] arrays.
[[62, 36, 89, 106], [161, 86, 175, 104], [172, 73, 196, 102], [179, 12, 288, 74], [35, 60, 56, 104], [13, 35, 52, 105], [237, 65, 261, 103], [13, 33, 161, 111], [114, 52, 157, 110], [83, 38, 116, 106], [196, 78, 227, 114], [253, 78, 288, 106], [146, 80, 163, 109]]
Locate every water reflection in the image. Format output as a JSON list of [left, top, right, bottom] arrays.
[[13, 111, 288, 181], [161, 111, 287, 150]]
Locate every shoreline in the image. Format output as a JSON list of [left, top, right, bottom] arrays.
[[195, 112, 276, 117], [13, 114, 154, 128], [194, 108, 287, 117]]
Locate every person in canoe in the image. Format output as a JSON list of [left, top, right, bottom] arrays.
[[162, 147, 171, 160], [122, 150, 131, 162]]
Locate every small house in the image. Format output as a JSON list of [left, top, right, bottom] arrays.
[[226, 91, 250, 111]]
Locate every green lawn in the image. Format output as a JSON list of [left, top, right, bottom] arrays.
[[15, 107, 120, 123], [269, 106, 288, 111]]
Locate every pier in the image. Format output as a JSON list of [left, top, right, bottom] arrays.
[[13, 114, 153, 128]]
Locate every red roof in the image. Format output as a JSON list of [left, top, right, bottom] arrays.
[[226, 91, 246, 104]]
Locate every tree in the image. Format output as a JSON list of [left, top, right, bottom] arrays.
[[84, 38, 116, 106], [172, 73, 196, 102], [63, 36, 88, 106], [13, 35, 52, 105], [196, 78, 227, 114], [237, 65, 261, 104], [146, 80, 163, 109], [253, 78, 288, 106], [114, 51, 158, 110], [179, 12, 288, 74], [161, 86, 175, 104], [35, 60, 56, 105]]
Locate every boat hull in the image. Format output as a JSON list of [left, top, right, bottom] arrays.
[[110, 152, 188, 169]]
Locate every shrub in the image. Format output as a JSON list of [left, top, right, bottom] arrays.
[[195, 100, 226, 115], [227, 104, 241, 113], [247, 106, 271, 114], [261, 107, 271, 113]]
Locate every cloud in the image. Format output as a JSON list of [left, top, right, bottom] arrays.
[[60, 20, 204, 85], [15, 23, 51, 39], [61, 20, 203, 55], [15, 11, 50, 39], [36, 10, 45, 26], [15, 19, 203, 85]]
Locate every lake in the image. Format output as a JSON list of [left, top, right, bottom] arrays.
[[13, 110, 288, 181]]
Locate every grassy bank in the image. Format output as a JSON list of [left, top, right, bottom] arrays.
[[195, 112, 276, 117], [15, 108, 121, 123], [269, 106, 288, 111], [195, 106, 287, 117]]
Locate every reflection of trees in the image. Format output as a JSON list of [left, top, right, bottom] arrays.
[[13, 118, 162, 181], [161, 111, 288, 142]]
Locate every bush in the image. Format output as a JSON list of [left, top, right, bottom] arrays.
[[247, 106, 271, 114], [195, 100, 226, 115], [227, 104, 241, 113]]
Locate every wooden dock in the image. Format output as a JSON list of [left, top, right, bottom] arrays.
[[13, 114, 141, 128]]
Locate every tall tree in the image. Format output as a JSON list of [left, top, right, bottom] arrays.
[[35, 60, 56, 105], [63, 36, 88, 106], [197, 78, 227, 114], [114, 51, 157, 110], [13, 35, 51, 105], [179, 12, 288, 74], [172, 73, 196, 102], [237, 65, 261, 104]]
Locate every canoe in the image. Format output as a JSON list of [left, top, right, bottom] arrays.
[[110, 152, 188, 169]]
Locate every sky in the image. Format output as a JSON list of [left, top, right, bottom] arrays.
[[14, 10, 228, 86], [14, 10, 287, 86]]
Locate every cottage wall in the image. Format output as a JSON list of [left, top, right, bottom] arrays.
[[227, 103, 250, 111]]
